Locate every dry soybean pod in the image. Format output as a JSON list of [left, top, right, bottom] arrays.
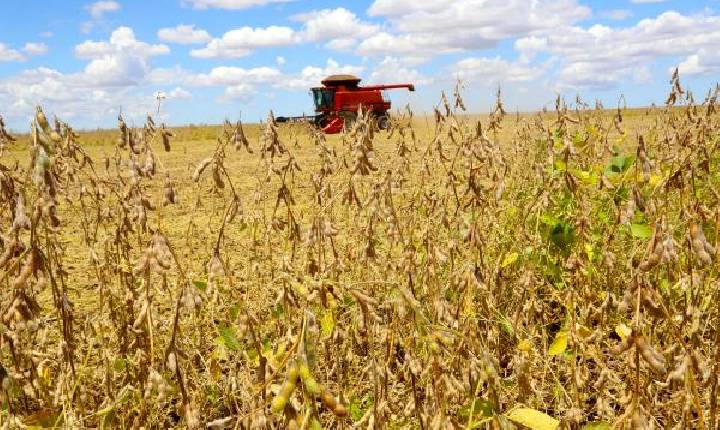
[[271, 363, 299, 413], [298, 360, 322, 396], [320, 389, 347, 417]]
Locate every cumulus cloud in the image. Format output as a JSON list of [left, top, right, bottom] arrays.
[[190, 8, 378, 59], [0, 42, 48, 62], [0, 26, 175, 128], [367, 0, 447, 17], [0, 44, 25, 62], [360, 0, 590, 60], [601, 9, 633, 20], [146, 66, 197, 86], [275, 59, 364, 90], [182, 0, 291, 10], [523, 11, 720, 88], [82, 1, 122, 33], [220, 83, 256, 102], [292, 7, 379, 48], [190, 26, 296, 59], [514, 36, 548, 62], [168, 87, 192, 99], [324, 38, 357, 51], [196, 66, 282, 86], [86, 1, 121, 19], [74, 27, 169, 87], [676, 50, 720, 76], [357, 32, 467, 62], [0, 66, 158, 127], [192, 66, 283, 102], [454, 57, 545, 84], [23, 42, 48, 56], [76, 27, 169, 60], [158, 24, 211, 44], [368, 57, 432, 86]]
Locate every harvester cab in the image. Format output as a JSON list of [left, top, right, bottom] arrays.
[[276, 74, 415, 134]]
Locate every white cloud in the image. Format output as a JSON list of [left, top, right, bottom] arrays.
[[361, 0, 590, 60], [455, 57, 545, 84], [676, 49, 720, 76], [357, 32, 468, 60], [0, 26, 174, 128], [81, 22, 95, 34], [276, 56, 286, 65], [158, 24, 211, 44], [325, 38, 357, 51], [526, 11, 720, 88], [190, 26, 296, 59], [39, 32, 54, 38], [0, 44, 24, 62], [391, 0, 589, 35], [0, 42, 47, 62], [74, 40, 114, 58], [601, 9, 633, 20], [633, 66, 652, 84], [293, 8, 379, 43], [146, 66, 197, 86], [190, 8, 377, 59], [275, 58, 364, 90], [677, 55, 704, 75], [83, 52, 150, 87], [168, 87, 192, 99], [82, 1, 121, 33], [23, 42, 48, 56], [368, 56, 432, 86], [75, 27, 170, 60], [196, 66, 282, 86], [182, 0, 291, 10], [514, 36, 548, 62], [220, 84, 256, 102], [367, 0, 447, 17], [0, 67, 157, 127], [86, 1, 121, 19]]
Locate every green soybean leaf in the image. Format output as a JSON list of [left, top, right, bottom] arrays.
[[630, 223, 652, 239]]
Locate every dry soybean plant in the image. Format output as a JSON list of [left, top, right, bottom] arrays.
[[1, 74, 720, 430]]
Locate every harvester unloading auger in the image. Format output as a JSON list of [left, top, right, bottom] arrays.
[[276, 74, 415, 134]]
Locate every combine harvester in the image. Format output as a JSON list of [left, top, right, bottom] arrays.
[[277, 74, 415, 134]]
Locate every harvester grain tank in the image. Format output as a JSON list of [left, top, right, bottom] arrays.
[[276, 74, 415, 134]]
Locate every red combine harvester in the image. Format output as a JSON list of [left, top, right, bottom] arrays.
[[276, 74, 415, 134]]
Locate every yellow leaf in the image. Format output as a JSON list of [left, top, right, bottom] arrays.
[[502, 252, 519, 268], [576, 325, 592, 339], [548, 331, 567, 356], [517, 340, 532, 352], [320, 309, 335, 339], [291, 281, 309, 298], [506, 407, 560, 430], [326, 292, 338, 309], [462, 293, 476, 318], [615, 323, 632, 342]]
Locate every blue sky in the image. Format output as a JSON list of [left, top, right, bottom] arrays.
[[1, 0, 719, 130]]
